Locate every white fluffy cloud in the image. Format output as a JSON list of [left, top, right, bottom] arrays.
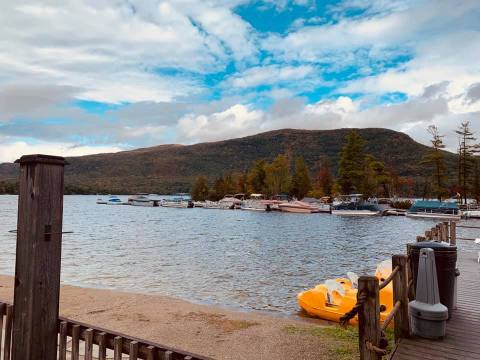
[[0, 140, 123, 163]]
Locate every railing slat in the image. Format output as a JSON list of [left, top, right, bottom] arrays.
[[114, 336, 123, 360], [85, 328, 94, 360], [0, 303, 5, 357], [98, 332, 107, 360], [392, 255, 410, 342], [59, 321, 68, 360], [4, 304, 13, 360], [129, 341, 139, 360], [71, 324, 80, 360], [146, 345, 157, 360]]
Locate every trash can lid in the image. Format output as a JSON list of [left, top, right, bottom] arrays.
[[409, 241, 457, 251], [409, 300, 449, 321]]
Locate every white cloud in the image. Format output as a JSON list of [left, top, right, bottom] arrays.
[[0, 140, 123, 163], [177, 104, 264, 142]]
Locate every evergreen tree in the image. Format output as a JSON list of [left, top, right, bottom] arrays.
[[247, 160, 267, 194], [214, 176, 226, 200], [265, 154, 291, 196], [455, 121, 478, 204], [421, 125, 448, 200], [362, 155, 391, 197], [291, 156, 312, 199], [338, 130, 366, 194], [191, 176, 209, 201]]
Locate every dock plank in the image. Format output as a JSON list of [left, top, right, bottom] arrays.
[[390, 251, 480, 360]]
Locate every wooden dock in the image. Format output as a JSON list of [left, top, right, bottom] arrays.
[[390, 250, 480, 360]]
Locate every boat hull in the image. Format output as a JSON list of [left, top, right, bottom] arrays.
[[279, 205, 317, 213], [332, 210, 380, 216], [406, 212, 461, 220]]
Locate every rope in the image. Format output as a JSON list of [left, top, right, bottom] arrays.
[[366, 341, 389, 356], [379, 266, 399, 290], [340, 291, 367, 326]]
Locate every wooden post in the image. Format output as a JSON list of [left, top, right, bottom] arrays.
[[392, 255, 410, 342], [424, 230, 432, 240], [12, 155, 66, 360], [358, 276, 381, 360], [443, 222, 449, 242], [450, 221, 456, 246], [431, 227, 437, 240]]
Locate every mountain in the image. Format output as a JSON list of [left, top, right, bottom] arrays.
[[0, 128, 457, 194]]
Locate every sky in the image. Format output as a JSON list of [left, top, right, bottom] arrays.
[[1, 0, 480, 162]]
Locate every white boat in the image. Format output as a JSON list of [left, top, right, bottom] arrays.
[[203, 200, 223, 209], [463, 210, 480, 219], [161, 197, 193, 208], [193, 201, 206, 208], [332, 194, 381, 216], [96, 196, 107, 204], [106, 196, 123, 205], [279, 201, 322, 213], [127, 194, 158, 207], [218, 194, 243, 209], [241, 194, 284, 212], [406, 200, 461, 220]]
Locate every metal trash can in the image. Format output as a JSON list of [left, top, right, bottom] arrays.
[[409, 241, 458, 314], [409, 248, 448, 338]]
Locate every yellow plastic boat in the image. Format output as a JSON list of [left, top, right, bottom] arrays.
[[298, 260, 393, 325]]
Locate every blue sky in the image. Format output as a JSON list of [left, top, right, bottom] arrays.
[[0, 0, 480, 161]]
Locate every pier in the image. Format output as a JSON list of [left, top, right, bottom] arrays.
[[390, 250, 480, 360], [347, 220, 480, 360]]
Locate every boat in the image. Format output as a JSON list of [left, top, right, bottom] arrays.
[[301, 197, 332, 213], [106, 195, 123, 205], [96, 196, 107, 205], [218, 194, 243, 209], [332, 194, 381, 216], [161, 196, 194, 208], [383, 208, 407, 216], [127, 194, 158, 207], [193, 201, 206, 208], [241, 194, 275, 211], [278, 200, 321, 213], [406, 200, 461, 220], [297, 260, 393, 325]]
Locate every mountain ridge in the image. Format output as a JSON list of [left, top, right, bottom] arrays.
[[0, 128, 457, 194]]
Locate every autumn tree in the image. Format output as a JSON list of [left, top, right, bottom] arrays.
[[247, 160, 267, 194], [291, 156, 312, 199], [338, 130, 367, 194], [265, 154, 291, 196], [421, 125, 448, 200], [191, 176, 209, 201], [315, 160, 333, 196]]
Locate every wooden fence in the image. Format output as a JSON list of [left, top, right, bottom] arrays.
[[2, 155, 210, 360], [343, 220, 466, 359]]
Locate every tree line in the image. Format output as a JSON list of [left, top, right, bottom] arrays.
[[192, 131, 404, 201], [192, 121, 480, 203], [422, 121, 480, 202]]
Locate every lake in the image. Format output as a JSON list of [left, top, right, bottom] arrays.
[[0, 195, 476, 315]]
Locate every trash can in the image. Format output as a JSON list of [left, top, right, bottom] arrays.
[[409, 241, 458, 314]]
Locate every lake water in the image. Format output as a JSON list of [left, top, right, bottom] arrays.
[[0, 195, 477, 315]]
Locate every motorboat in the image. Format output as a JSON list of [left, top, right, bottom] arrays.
[[278, 200, 321, 213], [332, 194, 381, 216], [241, 194, 281, 212], [406, 200, 461, 220], [127, 194, 158, 207], [298, 260, 393, 325], [301, 197, 332, 213], [96, 196, 107, 205], [218, 194, 243, 209], [161, 196, 193, 208], [106, 195, 123, 205]]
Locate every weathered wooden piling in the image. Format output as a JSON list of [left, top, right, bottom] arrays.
[[12, 155, 67, 360]]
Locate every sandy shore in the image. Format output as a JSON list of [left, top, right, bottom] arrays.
[[0, 275, 357, 360]]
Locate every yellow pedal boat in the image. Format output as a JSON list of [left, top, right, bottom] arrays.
[[298, 260, 393, 325]]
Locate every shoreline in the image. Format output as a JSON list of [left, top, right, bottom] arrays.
[[0, 274, 357, 359]]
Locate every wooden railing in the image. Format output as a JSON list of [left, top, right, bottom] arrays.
[[343, 220, 469, 359], [0, 301, 210, 360], [341, 254, 410, 360]]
